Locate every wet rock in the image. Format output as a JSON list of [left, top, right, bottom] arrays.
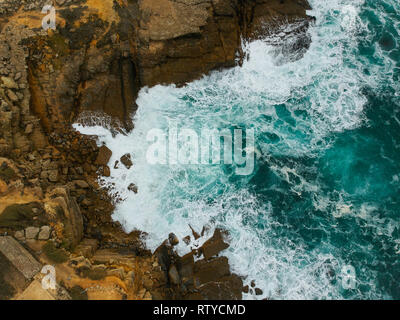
[[95, 146, 112, 166], [200, 228, 229, 260], [24, 123, 34, 135], [182, 236, 191, 246], [177, 253, 194, 284], [128, 183, 138, 193], [0, 236, 41, 279], [107, 267, 125, 280], [168, 233, 179, 246], [120, 154, 133, 169], [74, 238, 98, 258], [102, 165, 110, 177]]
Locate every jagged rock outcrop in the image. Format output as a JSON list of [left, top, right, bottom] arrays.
[[1, 0, 312, 134]]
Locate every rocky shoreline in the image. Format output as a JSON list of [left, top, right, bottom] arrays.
[[0, 0, 313, 300]]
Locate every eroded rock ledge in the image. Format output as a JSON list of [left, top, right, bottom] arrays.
[[0, 0, 313, 300]]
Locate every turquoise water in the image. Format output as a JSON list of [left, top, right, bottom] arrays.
[[76, 0, 400, 299]]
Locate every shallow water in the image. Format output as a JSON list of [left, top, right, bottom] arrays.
[[75, 0, 400, 299]]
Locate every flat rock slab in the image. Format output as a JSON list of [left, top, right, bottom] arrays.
[[16, 280, 55, 300], [0, 236, 41, 279]]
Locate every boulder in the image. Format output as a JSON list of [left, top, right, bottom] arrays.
[[95, 146, 112, 166], [1, 76, 18, 89], [74, 238, 99, 258], [38, 226, 51, 241], [194, 256, 230, 286], [25, 227, 40, 240], [44, 187, 83, 248], [120, 154, 133, 169], [128, 183, 138, 193], [74, 180, 89, 189], [199, 228, 229, 260], [196, 274, 243, 300], [168, 264, 180, 285]]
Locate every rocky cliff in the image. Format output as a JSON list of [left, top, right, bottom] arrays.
[[0, 0, 313, 300]]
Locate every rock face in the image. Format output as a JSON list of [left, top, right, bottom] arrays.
[[0, 0, 312, 134]]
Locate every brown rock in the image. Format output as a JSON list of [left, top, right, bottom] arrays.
[[168, 233, 179, 246], [194, 256, 231, 286], [102, 165, 111, 177], [95, 146, 112, 166], [128, 183, 138, 193], [74, 238, 99, 258], [168, 264, 180, 285], [200, 228, 229, 260], [74, 180, 89, 189], [196, 274, 243, 300]]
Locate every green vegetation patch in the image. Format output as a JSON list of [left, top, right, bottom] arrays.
[[78, 266, 107, 281], [43, 241, 69, 264], [0, 203, 43, 229], [68, 285, 88, 300], [0, 164, 16, 183]]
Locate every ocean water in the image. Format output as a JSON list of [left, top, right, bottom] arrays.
[[75, 0, 400, 299]]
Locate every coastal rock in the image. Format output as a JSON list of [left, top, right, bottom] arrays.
[[0, 0, 313, 300], [120, 154, 133, 169], [128, 183, 138, 193], [168, 233, 179, 246], [74, 180, 89, 189], [168, 264, 180, 285], [95, 146, 112, 166], [200, 228, 229, 260]]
